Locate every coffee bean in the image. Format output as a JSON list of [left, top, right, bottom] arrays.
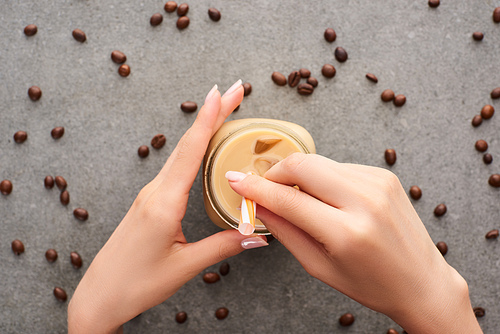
[[436, 241, 448, 255], [73, 208, 89, 221], [219, 262, 230, 276], [203, 272, 220, 283], [473, 307, 485, 318], [138, 145, 149, 158], [494, 7, 500, 23], [299, 68, 311, 78], [24, 24, 37, 36], [150, 13, 163, 26], [321, 64, 336, 78], [384, 149, 396, 165], [271, 72, 287, 86], [151, 134, 166, 149], [243, 82, 252, 96], [472, 32, 484, 41], [51, 127, 65, 139], [208, 8, 221, 22], [387, 329, 399, 334], [491, 87, 500, 99], [164, 1, 178, 13], [215, 307, 229, 320], [12, 240, 24, 255], [45, 249, 58, 262], [485, 229, 499, 239], [471, 115, 483, 127], [393, 94, 406, 107], [483, 153, 493, 164], [28, 86, 42, 101], [44, 176, 55, 189], [288, 71, 301, 87], [175, 311, 187, 323], [181, 101, 197, 113], [53, 287, 67, 302], [481, 105, 494, 119], [381, 89, 395, 102], [72, 29, 86, 42], [366, 73, 378, 83], [297, 83, 314, 96], [70, 251, 83, 269], [307, 77, 318, 88], [111, 50, 127, 64], [60, 190, 70, 206], [14, 131, 28, 143], [334, 47, 348, 62], [1, 180, 13, 195], [177, 3, 189, 16], [177, 16, 190, 29], [339, 313, 355, 326], [409, 185, 422, 200], [489, 174, 500, 187], [118, 64, 130, 77], [55, 176, 67, 190], [428, 0, 440, 8], [434, 203, 447, 217], [475, 139, 488, 152], [324, 28, 336, 42]]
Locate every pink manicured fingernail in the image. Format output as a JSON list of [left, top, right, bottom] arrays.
[[205, 84, 218, 104], [225, 171, 247, 182], [241, 237, 268, 249], [222, 79, 242, 97]]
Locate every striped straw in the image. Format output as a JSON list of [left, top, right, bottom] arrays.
[[238, 196, 256, 235]]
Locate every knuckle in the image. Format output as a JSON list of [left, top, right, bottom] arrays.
[[280, 152, 308, 175], [274, 186, 302, 213]]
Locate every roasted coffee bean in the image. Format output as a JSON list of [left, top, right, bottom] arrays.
[[181, 101, 197, 113], [215, 307, 229, 320], [307, 77, 318, 87], [321, 64, 336, 78], [118, 64, 130, 77], [428, 0, 440, 8], [53, 287, 67, 302], [44, 176, 55, 189], [164, 1, 178, 13], [381, 89, 395, 102], [243, 82, 252, 96], [150, 13, 163, 26], [409, 185, 422, 200], [60, 190, 70, 206], [151, 134, 166, 149], [73, 208, 89, 221], [434, 203, 447, 217], [489, 174, 500, 187], [297, 83, 314, 96], [55, 176, 67, 190], [72, 29, 86, 42], [384, 149, 396, 165], [51, 127, 65, 139], [494, 7, 500, 23], [471, 115, 483, 127], [24, 24, 37, 36], [138, 145, 149, 158], [1, 180, 13, 195], [481, 105, 494, 119], [472, 32, 484, 41], [436, 241, 448, 255], [474, 307, 485, 318], [219, 262, 230, 276], [393, 94, 406, 107], [12, 240, 24, 255], [45, 249, 58, 262], [339, 313, 355, 326], [208, 8, 221, 21], [475, 139, 488, 152], [177, 16, 190, 29], [483, 153, 493, 164], [14, 131, 28, 143], [288, 71, 301, 87], [70, 251, 83, 269], [334, 47, 348, 62], [485, 229, 499, 239], [177, 3, 189, 16], [387, 329, 399, 334], [299, 68, 311, 78], [366, 73, 378, 83], [203, 272, 220, 283], [271, 72, 287, 86], [28, 86, 42, 101], [175, 311, 187, 323], [111, 50, 127, 64], [324, 28, 336, 42], [491, 87, 500, 99]]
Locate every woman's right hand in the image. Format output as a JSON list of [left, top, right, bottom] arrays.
[[226, 153, 482, 334]]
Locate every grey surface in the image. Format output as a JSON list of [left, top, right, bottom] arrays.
[[1, 0, 499, 333]]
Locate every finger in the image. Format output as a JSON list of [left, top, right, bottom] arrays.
[[213, 80, 244, 135]]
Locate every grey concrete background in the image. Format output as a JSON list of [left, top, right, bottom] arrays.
[[1, 0, 499, 333]]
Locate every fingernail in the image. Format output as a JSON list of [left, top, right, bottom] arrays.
[[225, 171, 247, 182], [205, 84, 218, 104], [241, 237, 268, 249], [222, 79, 242, 97]]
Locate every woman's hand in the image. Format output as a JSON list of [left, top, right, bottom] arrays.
[[226, 153, 482, 334], [68, 80, 268, 334]]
